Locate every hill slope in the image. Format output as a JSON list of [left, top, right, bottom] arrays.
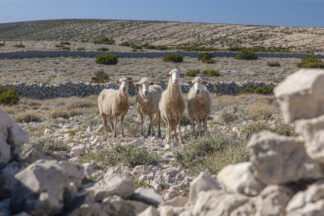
[[1, 19, 324, 51]]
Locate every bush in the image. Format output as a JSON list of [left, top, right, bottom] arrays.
[[297, 55, 324, 68], [96, 54, 118, 65], [186, 69, 200, 77], [28, 139, 70, 152], [163, 53, 183, 63], [91, 69, 109, 83], [62, 46, 70, 50], [92, 34, 115, 45], [97, 47, 109, 51], [120, 41, 130, 47], [14, 44, 25, 48], [198, 53, 215, 64], [143, 44, 168, 50], [76, 47, 85, 51], [131, 44, 143, 52], [228, 46, 290, 53], [50, 108, 84, 119], [0, 87, 19, 105], [178, 46, 217, 52], [16, 111, 43, 123], [239, 84, 273, 95], [267, 61, 281, 67], [60, 41, 71, 45], [245, 103, 274, 121], [202, 70, 220, 77], [235, 49, 257, 60], [0, 43, 4, 47], [81, 145, 160, 167]]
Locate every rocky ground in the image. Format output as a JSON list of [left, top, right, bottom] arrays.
[[0, 55, 299, 84]]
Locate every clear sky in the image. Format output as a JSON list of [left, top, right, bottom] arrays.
[[1, 0, 324, 27]]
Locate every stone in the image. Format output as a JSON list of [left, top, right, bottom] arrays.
[[274, 69, 324, 122], [161, 196, 188, 207], [138, 206, 159, 216], [88, 174, 135, 201], [0, 161, 24, 199], [0, 141, 10, 165], [286, 181, 324, 216], [133, 187, 163, 207], [159, 205, 186, 216], [248, 131, 324, 184], [71, 145, 86, 157], [192, 190, 248, 216], [11, 159, 84, 215], [189, 172, 220, 205], [295, 114, 324, 164], [22, 147, 55, 163], [217, 162, 265, 196]]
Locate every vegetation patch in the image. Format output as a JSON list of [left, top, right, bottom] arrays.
[[119, 41, 130, 47], [97, 47, 109, 51], [76, 47, 86, 51], [0, 87, 20, 105], [26, 139, 70, 153], [50, 108, 84, 119], [267, 61, 281, 67], [60, 41, 71, 46], [92, 34, 115, 45], [202, 70, 220, 77], [81, 145, 160, 167], [245, 103, 274, 121], [186, 69, 200, 77], [177, 46, 217, 52], [91, 69, 110, 83], [228, 46, 290, 53], [239, 84, 273, 95], [0, 43, 4, 46], [297, 55, 324, 68], [163, 53, 183, 63], [198, 53, 215, 64], [131, 44, 143, 52], [14, 44, 25, 48], [143, 43, 168, 50], [96, 54, 118, 65], [235, 49, 258, 60], [16, 111, 44, 123]]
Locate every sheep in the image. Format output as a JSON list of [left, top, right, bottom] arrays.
[[159, 69, 185, 144], [135, 77, 163, 137], [98, 77, 133, 137], [187, 77, 212, 135]]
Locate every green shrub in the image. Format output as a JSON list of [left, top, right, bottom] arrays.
[[91, 69, 109, 83], [202, 70, 220, 77], [235, 49, 258, 60], [143, 44, 168, 50], [62, 46, 70, 50], [0, 87, 19, 105], [28, 139, 70, 152], [81, 145, 160, 167], [60, 41, 71, 45], [239, 84, 273, 95], [198, 53, 215, 64], [297, 55, 324, 68], [0, 43, 4, 47], [267, 61, 281, 67], [131, 44, 143, 52], [92, 34, 115, 45], [178, 46, 217, 52], [14, 44, 25, 48], [96, 54, 118, 65], [186, 69, 200, 77], [76, 47, 86, 51], [163, 53, 183, 63], [120, 41, 130, 46], [228, 46, 290, 53], [97, 47, 109, 51]]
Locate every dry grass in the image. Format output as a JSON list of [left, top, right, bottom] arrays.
[[15, 110, 44, 123], [245, 103, 274, 120]]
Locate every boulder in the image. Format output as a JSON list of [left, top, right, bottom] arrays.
[[286, 181, 324, 216], [133, 187, 163, 207], [88, 173, 135, 201], [0, 141, 10, 165], [248, 131, 324, 184], [217, 162, 265, 196], [161, 196, 188, 207], [10, 159, 84, 215], [0, 161, 25, 199], [295, 114, 324, 164], [189, 172, 220, 205], [22, 147, 56, 163], [138, 206, 159, 216], [274, 69, 324, 122]]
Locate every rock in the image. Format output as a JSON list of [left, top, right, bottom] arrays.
[[257, 185, 293, 216], [10, 159, 84, 215], [192, 190, 248, 216], [189, 172, 220, 205], [286, 181, 324, 216], [161, 196, 188, 207], [88, 174, 135, 201], [0, 161, 25, 199], [248, 131, 324, 184], [138, 206, 159, 216], [22, 147, 55, 163], [44, 129, 51, 136], [0, 141, 10, 165], [70, 201, 103, 216], [217, 162, 265, 196], [158, 205, 186, 216], [274, 69, 324, 122], [133, 187, 163, 207], [71, 145, 86, 157], [295, 114, 324, 164]]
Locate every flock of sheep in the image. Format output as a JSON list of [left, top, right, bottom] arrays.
[[98, 69, 212, 144]]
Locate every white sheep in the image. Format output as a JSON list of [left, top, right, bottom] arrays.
[[135, 77, 163, 137], [187, 77, 212, 135], [159, 69, 185, 144], [98, 77, 133, 137]]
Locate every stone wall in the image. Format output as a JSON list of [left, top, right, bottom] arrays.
[[1, 81, 276, 99]]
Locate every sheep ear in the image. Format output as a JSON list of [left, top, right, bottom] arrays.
[[135, 83, 139, 88], [180, 73, 185, 78], [202, 81, 209, 85], [116, 80, 120, 84], [187, 81, 192, 85], [149, 82, 154, 85], [165, 74, 171, 78], [128, 80, 133, 85]]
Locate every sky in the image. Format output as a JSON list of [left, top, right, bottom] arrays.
[[1, 0, 324, 27]]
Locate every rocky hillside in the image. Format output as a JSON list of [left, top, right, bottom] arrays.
[[1, 19, 324, 51], [1, 68, 324, 215]]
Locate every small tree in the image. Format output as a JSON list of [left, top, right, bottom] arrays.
[[163, 54, 183, 63], [96, 54, 118, 65], [235, 49, 258, 60], [297, 55, 324, 68]]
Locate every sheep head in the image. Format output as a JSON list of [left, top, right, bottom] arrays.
[[166, 69, 184, 85], [136, 77, 154, 96], [116, 77, 133, 95], [187, 77, 208, 96]]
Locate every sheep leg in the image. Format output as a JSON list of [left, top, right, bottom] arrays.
[[148, 116, 154, 136], [166, 119, 170, 144], [190, 116, 196, 136], [121, 114, 126, 137], [101, 114, 108, 137], [203, 119, 208, 134], [114, 116, 118, 138], [195, 116, 202, 137], [177, 115, 183, 144], [109, 117, 114, 130], [158, 112, 161, 138], [139, 113, 144, 136]]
